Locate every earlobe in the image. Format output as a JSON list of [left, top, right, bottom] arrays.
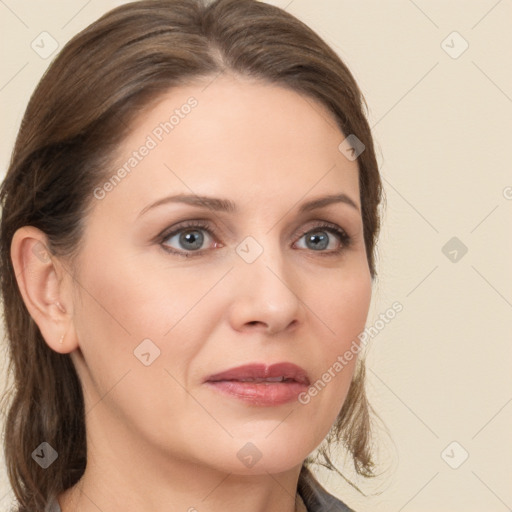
[[10, 226, 78, 354]]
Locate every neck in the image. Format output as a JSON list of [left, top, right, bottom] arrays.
[[59, 416, 303, 512], [60, 463, 302, 512]]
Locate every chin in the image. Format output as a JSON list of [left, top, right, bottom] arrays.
[[218, 455, 306, 477], [212, 434, 316, 476]]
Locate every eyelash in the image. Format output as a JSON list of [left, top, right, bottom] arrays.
[[158, 220, 352, 258]]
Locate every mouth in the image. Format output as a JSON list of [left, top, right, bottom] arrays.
[[204, 362, 310, 406]]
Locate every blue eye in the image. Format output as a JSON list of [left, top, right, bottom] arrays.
[[161, 221, 216, 256], [159, 221, 351, 258], [295, 226, 350, 252]]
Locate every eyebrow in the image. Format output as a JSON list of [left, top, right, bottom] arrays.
[[138, 192, 360, 218]]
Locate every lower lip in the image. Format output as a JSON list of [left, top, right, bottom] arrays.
[[205, 380, 308, 406]]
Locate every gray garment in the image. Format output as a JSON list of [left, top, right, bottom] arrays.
[[298, 466, 356, 512], [45, 467, 356, 512]]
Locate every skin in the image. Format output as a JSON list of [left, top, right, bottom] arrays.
[[11, 74, 372, 512]]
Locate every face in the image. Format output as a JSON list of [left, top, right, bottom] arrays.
[[67, 74, 372, 475]]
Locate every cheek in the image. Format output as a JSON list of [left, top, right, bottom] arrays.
[[315, 263, 372, 352], [70, 246, 223, 400], [74, 243, 216, 341], [299, 264, 371, 431], [70, 258, 209, 442]]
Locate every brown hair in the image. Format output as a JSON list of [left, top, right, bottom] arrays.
[[0, 0, 383, 510]]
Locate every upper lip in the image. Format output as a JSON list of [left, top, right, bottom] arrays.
[[205, 362, 310, 385]]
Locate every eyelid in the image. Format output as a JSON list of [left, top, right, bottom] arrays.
[[296, 220, 349, 239]]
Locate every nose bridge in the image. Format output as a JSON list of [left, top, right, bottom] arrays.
[[229, 231, 303, 332]]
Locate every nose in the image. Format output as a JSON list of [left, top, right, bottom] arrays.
[[227, 240, 304, 336]]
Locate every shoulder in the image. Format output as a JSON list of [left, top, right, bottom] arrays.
[[297, 466, 357, 512]]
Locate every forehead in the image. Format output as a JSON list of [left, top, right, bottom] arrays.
[[94, 75, 360, 218]]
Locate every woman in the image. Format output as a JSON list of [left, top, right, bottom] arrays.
[[0, 1, 383, 511]]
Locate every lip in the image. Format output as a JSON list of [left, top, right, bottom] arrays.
[[204, 362, 310, 406]]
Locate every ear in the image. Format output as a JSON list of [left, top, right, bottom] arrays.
[[10, 226, 78, 354]]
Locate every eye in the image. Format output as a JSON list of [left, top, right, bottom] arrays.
[[160, 221, 218, 257], [294, 222, 351, 254]]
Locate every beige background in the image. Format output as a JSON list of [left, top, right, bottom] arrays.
[[1, 1, 511, 511]]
